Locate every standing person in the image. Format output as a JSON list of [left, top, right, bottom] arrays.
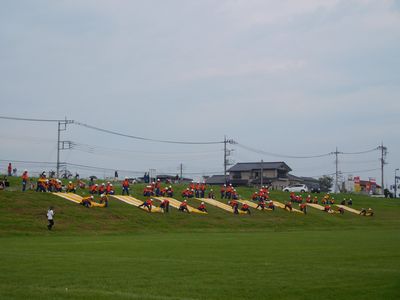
[[47, 207, 55, 230], [122, 178, 130, 195], [7, 163, 12, 176], [21, 170, 29, 192], [160, 199, 170, 213]]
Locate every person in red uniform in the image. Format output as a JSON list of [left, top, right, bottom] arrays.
[[160, 199, 170, 213], [98, 183, 105, 195], [300, 203, 307, 214], [155, 179, 161, 196], [220, 184, 226, 199], [21, 170, 29, 192], [284, 201, 293, 212], [268, 200, 275, 211], [106, 183, 114, 195], [179, 200, 190, 213], [122, 178, 130, 195], [228, 200, 239, 214], [90, 184, 98, 195], [198, 202, 207, 212], [200, 182, 206, 198], [139, 198, 153, 212], [256, 199, 265, 210], [166, 186, 174, 197], [240, 203, 251, 214], [7, 163, 12, 176]]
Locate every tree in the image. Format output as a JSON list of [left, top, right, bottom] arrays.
[[318, 175, 333, 192]]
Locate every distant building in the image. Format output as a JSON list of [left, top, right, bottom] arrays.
[[205, 175, 227, 185], [227, 162, 292, 189]]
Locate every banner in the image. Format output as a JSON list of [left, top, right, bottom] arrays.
[[354, 176, 361, 193]]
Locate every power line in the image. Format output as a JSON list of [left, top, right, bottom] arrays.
[[236, 143, 333, 159], [0, 115, 225, 145], [73, 121, 224, 145], [0, 115, 66, 122], [341, 147, 379, 155]]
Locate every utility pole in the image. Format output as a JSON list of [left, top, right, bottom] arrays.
[[395, 168, 399, 198], [260, 159, 263, 188], [333, 147, 342, 193], [223, 136, 236, 183], [378, 143, 387, 193], [180, 163, 183, 181], [56, 118, 73, 178]]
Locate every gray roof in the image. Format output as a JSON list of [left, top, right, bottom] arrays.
[[228, 162, 292, 172], [205, 175, 226, 185]]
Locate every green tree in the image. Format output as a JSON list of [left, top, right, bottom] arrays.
[[318, 175, 333, 192]]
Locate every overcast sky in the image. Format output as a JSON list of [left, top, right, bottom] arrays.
[[0, 0, 399, 186]]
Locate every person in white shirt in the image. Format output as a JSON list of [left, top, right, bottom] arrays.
[[47, 207, 55, 230]]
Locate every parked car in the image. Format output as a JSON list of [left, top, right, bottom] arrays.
[[307, 183, 321, 193], [283, 184, 309, 193]]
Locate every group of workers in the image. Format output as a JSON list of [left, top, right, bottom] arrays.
[[80, 194, 109, 208], [142, 179, 174, 197], [220, 184, 239, 200], [89, 182, 115, 195]]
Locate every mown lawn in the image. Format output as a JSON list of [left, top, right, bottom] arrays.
[[0, 179, 399, 299]]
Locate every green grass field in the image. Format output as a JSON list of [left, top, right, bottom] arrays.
[[1, 177, 400, 299]]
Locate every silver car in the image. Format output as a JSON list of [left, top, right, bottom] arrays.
[[282, 184, 309, 193]]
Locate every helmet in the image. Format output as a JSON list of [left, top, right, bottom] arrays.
[[69, 181, 72, 183], [110, 184, 113, 186], [95, 184, 98, 186], [184, 200, 187, 202], [90, 195, 94, 199], [201, 202, 204, 205], [102, 183, 105, 186], [100, 194, 105, 197], [169, 185, 172, 188]]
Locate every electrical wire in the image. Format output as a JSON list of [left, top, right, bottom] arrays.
[[0, 115, 67, 122], [236, 143, 333, 159], [72, 121, 224, 145]]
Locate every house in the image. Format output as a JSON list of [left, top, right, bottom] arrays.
[[227, 162, 292, 189], [205, 175, 227, 185]]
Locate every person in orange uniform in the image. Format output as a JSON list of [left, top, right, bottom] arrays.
[[122, 178, 130, 195], [21, 170, 29, 192], [106, 183, 114, 195], [220, 184, 226, 199], [100, 194, 109, 207], [256, 199, 265, 210], [139, 198, 153, 212], [198, 202, 207, 212], [228, 200, 239, 214], [81, 195, 93, 208], [300, 203, 307, 214], [160, 199, 170, 213], [179, 200, 190, 213], [166, 186, 174, 197], [240, 203, 251, 214], [200, 182, 206, 198], [268, 200, 275, 211], [90, 184, 98, 195], [284, 201, 293, 212], [66, 181, 76, 193]]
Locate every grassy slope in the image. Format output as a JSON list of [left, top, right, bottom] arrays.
[[0, 176, 400, 299]]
